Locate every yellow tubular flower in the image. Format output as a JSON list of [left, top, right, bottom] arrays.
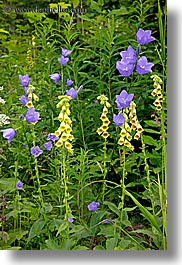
[[97, 127, 103, 135], [33, 93, 39, 101], [134, 133, 141, 140], [103, 106, 108, 114], [120, 129, 127, 137], [55, 139, 63, 147], [101, 125, 109, 131], [137, 125, 143, 133], [102, 131, 109, 139], [126, 132, 132, 141], [118, 137, 124, 145], [26, 101, 33, 108], [65, 141, 72, 149], [60, 132, 69, 142]]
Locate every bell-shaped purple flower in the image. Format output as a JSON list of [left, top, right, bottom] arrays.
[[113, 113, 126, 126], [136, 56, 154, 75], [1, 128, 16, 143], [136, 28, 155, 45], [47, 133, 59, 142], [19, 95, 30, 106], [61, 47, 72, 57], [66, 88, 78, 100], [58, 56, 69, 66], [19, 74, 30, 87], [16, 181, 23, 189], [68, 217, 74, 223], [88, 201, 100, 212], [31, 146, 43, 157], [116, 61, 135, 77], [50, 73, 60, 84], [25, 108, 41, 123], [66, 79, 73, 87], [43, 141, 53, 151], [120, 45, 137, 64], [115, 90, 134, 109]]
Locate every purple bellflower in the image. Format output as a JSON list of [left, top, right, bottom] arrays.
[[19, 95, 30, 106], [88, 201, 100, 212], [58, 56, 69, 66], [1, 128, 16, 143], [120, 45, 137, 64], [68, 217, 74, 223], [25, 108, 41, 123], [61, 47, 72, 57], [43, 141, 53, 151], [113, 113, 126, 127], [31, 146, 43, 157], [136, 28, 155, 45], [115, 90, 134, 109], [66, 88, 77, 100], [116, 61, 135, 77], [47, 133, 58, 141], [47, 133, 59, 142], [50, 73, 60, 84], [19, 74, 30, 87], [16, 181, 23, 189], [66, 79, 74, 87], [136, 56, 154, 75]]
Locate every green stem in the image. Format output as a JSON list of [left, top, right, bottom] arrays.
[[120, 147, 126, 223], [62, 148, 69, 238], [141, 134, 156, 217], [102, 138, 107, 204]]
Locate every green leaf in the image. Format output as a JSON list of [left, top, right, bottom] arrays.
[[28, 219, 46, 242], [73, 245, 89, 250], [125, 190, 162, 234], [45, 239, 59, 250], [72, 0, 80, 8], [104, 201, 120, 217], [144, 129, 161, 134], [56, 221, 68, 237], [143, 135, 159, 146], [93, 245, 105, 250], [144, 120, 159, 127], [106, 238, 117, 250]]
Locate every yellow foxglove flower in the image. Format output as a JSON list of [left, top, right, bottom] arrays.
[[101, 124, 109, 131], [26, 101, 33, 108], [55, 139, 63, 147], [118, 137, 124, 145], [60, 132, 69, 142], [97, 127, 103, 135], [102, 131, 109, 138], [33, 93, 39, 101]]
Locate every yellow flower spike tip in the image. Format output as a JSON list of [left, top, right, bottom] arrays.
[[102, 131, 109, 139], [58, 112, 64, 121], [26, 101, 33, 108], [60, 132, 69, 142], [105, 102, 111, 108], [66, 108, 71, 116], [103, 106, 108, 114], [97, 127, 103, 135]]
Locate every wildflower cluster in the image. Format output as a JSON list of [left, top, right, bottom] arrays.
[[151, 75, 163, 111], [19, 74, 41, 124], [55, 95, 74, 154], [0, 86, 10, 127], [113, 90, 143, 150], [96, 95, 111, 139], [116, 28, 155, 77]]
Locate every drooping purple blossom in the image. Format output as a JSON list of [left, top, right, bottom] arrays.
[[58, 56, 69, 66], [66, 79, 73, 87], [19, 74, 30, 87], [1, 128, 16, 143], [136, 28, 155, 45], [61, 47, 72, 57], [66, 88, 78, 100], [25, 108, 41, 123], [43, 141, 53, 151], [103, 219, 111, 224], [19, 114, 24, 120], [88, 201, 100, 212], [31, 146, 43, 157], [136, 46, 140, 56], [68, 217, 74, 223], [19, 95, 30, 106], [50, 73, 60, 84], [16, 181, 23, 189], [47, 133, 59, 142], [23, 87, 28, 95], [120, 45, 137, 64], [115, 90, 134, 109], [136, 56, 154, 75], [113, 113, 126, 127], [116, 61, 135, 77]]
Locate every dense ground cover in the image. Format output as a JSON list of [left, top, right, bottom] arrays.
[[0, 0, 167, 250]]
